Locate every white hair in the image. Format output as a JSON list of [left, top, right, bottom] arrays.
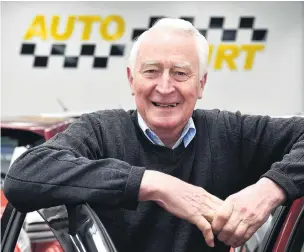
[[128, 17, 210, 78]]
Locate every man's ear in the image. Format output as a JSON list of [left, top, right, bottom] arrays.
[[198, 73, 208, 99], [127, 67, 135, 95]]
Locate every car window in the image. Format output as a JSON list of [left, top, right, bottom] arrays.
[[1, 136, 19, 175], [24, 209, 65, 252], [1, 204, 66, 252], [1, 129, 45, 176], [37, 204, 118, 252], [2, 202, 119, 252]]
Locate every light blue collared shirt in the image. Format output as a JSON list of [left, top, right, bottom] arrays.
[[137, 112, 196, 149]]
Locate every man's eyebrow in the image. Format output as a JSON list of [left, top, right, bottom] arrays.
[[172, 62, 191, 68], [141, 61, 161, 67]]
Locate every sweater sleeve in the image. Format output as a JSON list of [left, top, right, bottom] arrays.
[[3, 112, 146, 213], [224, 111, 304, 202]]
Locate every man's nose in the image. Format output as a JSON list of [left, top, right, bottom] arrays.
[[155, 72, 175, 95]]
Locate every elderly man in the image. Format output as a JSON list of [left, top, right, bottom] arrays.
[[4, 18, 304, 252]]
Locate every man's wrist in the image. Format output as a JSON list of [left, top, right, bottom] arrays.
[[138, 170, 166, 202], [256, 177, 286, 207]]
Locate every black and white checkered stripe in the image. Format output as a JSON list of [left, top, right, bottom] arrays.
[[20, 43, 125, 68], [20, 16, 268, 69], [131, 16, 268, 42]]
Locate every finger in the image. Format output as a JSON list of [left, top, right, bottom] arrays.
[[195, 216, 215, 247], [211, 201, 234, 234], [233, 223, 258, 248], [217, 211, 241, 243], [227, 220, 249, 248]]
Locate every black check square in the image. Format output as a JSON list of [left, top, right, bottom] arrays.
[[132, 29, 146, 40], [239, 17, 255, 29], [180, 17, 194, 25], [149, 16, 165, 28], [252, 29, 268, 41], [209, 17, 224, 28], [81, 44, 95, 56], [64, 57, 78, 68], [51, 44, 66, 55], [34, 56, 48, 67], [222, 30, 237, 41], [21, 43, 35, 55], [199, 29, 207, 38], [110, 45, 125, 56], [93, 57, 108, 68]]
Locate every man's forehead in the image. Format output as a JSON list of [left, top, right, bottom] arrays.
[[140, 60, 192, 67]]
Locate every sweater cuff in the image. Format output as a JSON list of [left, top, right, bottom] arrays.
[[123, 166, 146, 210], [260, 169, 299, 203]]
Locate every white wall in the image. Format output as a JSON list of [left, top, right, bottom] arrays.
[[1, 1, 304, 116]]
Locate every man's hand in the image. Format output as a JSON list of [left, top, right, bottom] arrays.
[[139, 170, 224, 247], [211, 178, 286, 248]]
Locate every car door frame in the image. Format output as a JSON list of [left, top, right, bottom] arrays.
[[1, 202, 119, 252], [1, 202, 27, 252], [257, 197, 304, 252]]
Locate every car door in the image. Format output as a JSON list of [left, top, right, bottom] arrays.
[[1, 201, 118, 252], [230, 197, 303, 252], [255, 196, 304, 252], [1, 126, 118, 252], [259, 197, 304, 252]]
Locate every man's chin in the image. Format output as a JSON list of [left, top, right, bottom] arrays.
[[149, 118, 182, 130]]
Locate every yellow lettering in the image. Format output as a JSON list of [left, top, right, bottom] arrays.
[[214, 44, 239, 70], [241, 44, 265, 70], [78, 16, 101, 40], [100, 15, 125, 41], [24, 15, 47, 40], [51, 16, 76, 41]]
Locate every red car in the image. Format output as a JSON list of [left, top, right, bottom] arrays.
[[1, 115, 303, 252], [1, 115, 75, 252]]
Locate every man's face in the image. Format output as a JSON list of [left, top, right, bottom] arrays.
[[127, 31, 207, 133]]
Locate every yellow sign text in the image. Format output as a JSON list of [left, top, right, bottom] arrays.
[[209, 44, 265, 70], [24, 15, 125, 41]]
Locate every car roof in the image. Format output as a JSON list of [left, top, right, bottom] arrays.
[[1, 115, 76, 136]]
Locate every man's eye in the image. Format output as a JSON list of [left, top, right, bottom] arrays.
[[172, 71, 190, 81], [145, 69, 158, 73], [173, 71, 188, 77]]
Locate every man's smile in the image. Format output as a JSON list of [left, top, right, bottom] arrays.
[[151, 102, 180, 108]]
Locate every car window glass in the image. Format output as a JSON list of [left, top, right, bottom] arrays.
[[1, 136, 18, 175], [16, 228, 32, 252], [24, 209, 66, 251], [37, 204, 118, 252]]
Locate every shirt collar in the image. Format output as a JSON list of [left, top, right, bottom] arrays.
[[137, 112, 196, 149]]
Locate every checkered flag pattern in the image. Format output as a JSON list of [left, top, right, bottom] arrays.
[[131, 16, 268, 42], [20, 43, 125, 68]]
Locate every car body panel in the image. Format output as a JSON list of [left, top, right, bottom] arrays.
[[1, 115, 75, 138], [273, 197, 304, 252]]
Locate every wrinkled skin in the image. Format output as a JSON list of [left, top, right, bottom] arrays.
[[127, 30, 207, 147]]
